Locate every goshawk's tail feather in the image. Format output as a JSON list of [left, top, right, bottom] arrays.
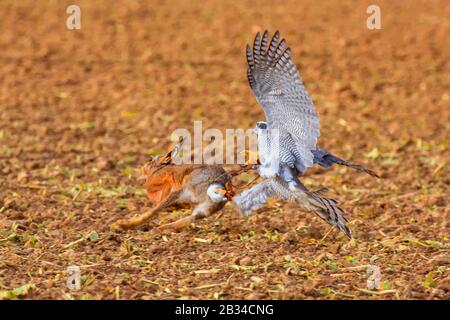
[[313, 148, 379, 178], [301, 191, 352, 238]]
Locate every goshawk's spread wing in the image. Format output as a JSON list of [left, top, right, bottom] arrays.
[[246, 31, 320, 168]]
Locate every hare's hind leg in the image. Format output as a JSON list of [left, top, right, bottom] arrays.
[[111, 190, 182, 230]]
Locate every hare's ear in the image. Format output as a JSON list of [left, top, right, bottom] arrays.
[[160, 137, 185, 165]]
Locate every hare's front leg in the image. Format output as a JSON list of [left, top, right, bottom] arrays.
[[157, 202, 221, 231]]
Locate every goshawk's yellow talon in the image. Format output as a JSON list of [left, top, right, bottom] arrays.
[[240, 149, 259, 165]]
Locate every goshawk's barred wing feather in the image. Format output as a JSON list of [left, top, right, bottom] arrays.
[[233, 177, 351, 238], [246, 31, 320, 168]]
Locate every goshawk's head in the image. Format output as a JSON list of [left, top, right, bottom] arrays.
[[252, 121, 268, 135], [207, 183, 228, 203]]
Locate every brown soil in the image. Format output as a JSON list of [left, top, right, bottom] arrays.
[[0, 0, 449, 300]]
